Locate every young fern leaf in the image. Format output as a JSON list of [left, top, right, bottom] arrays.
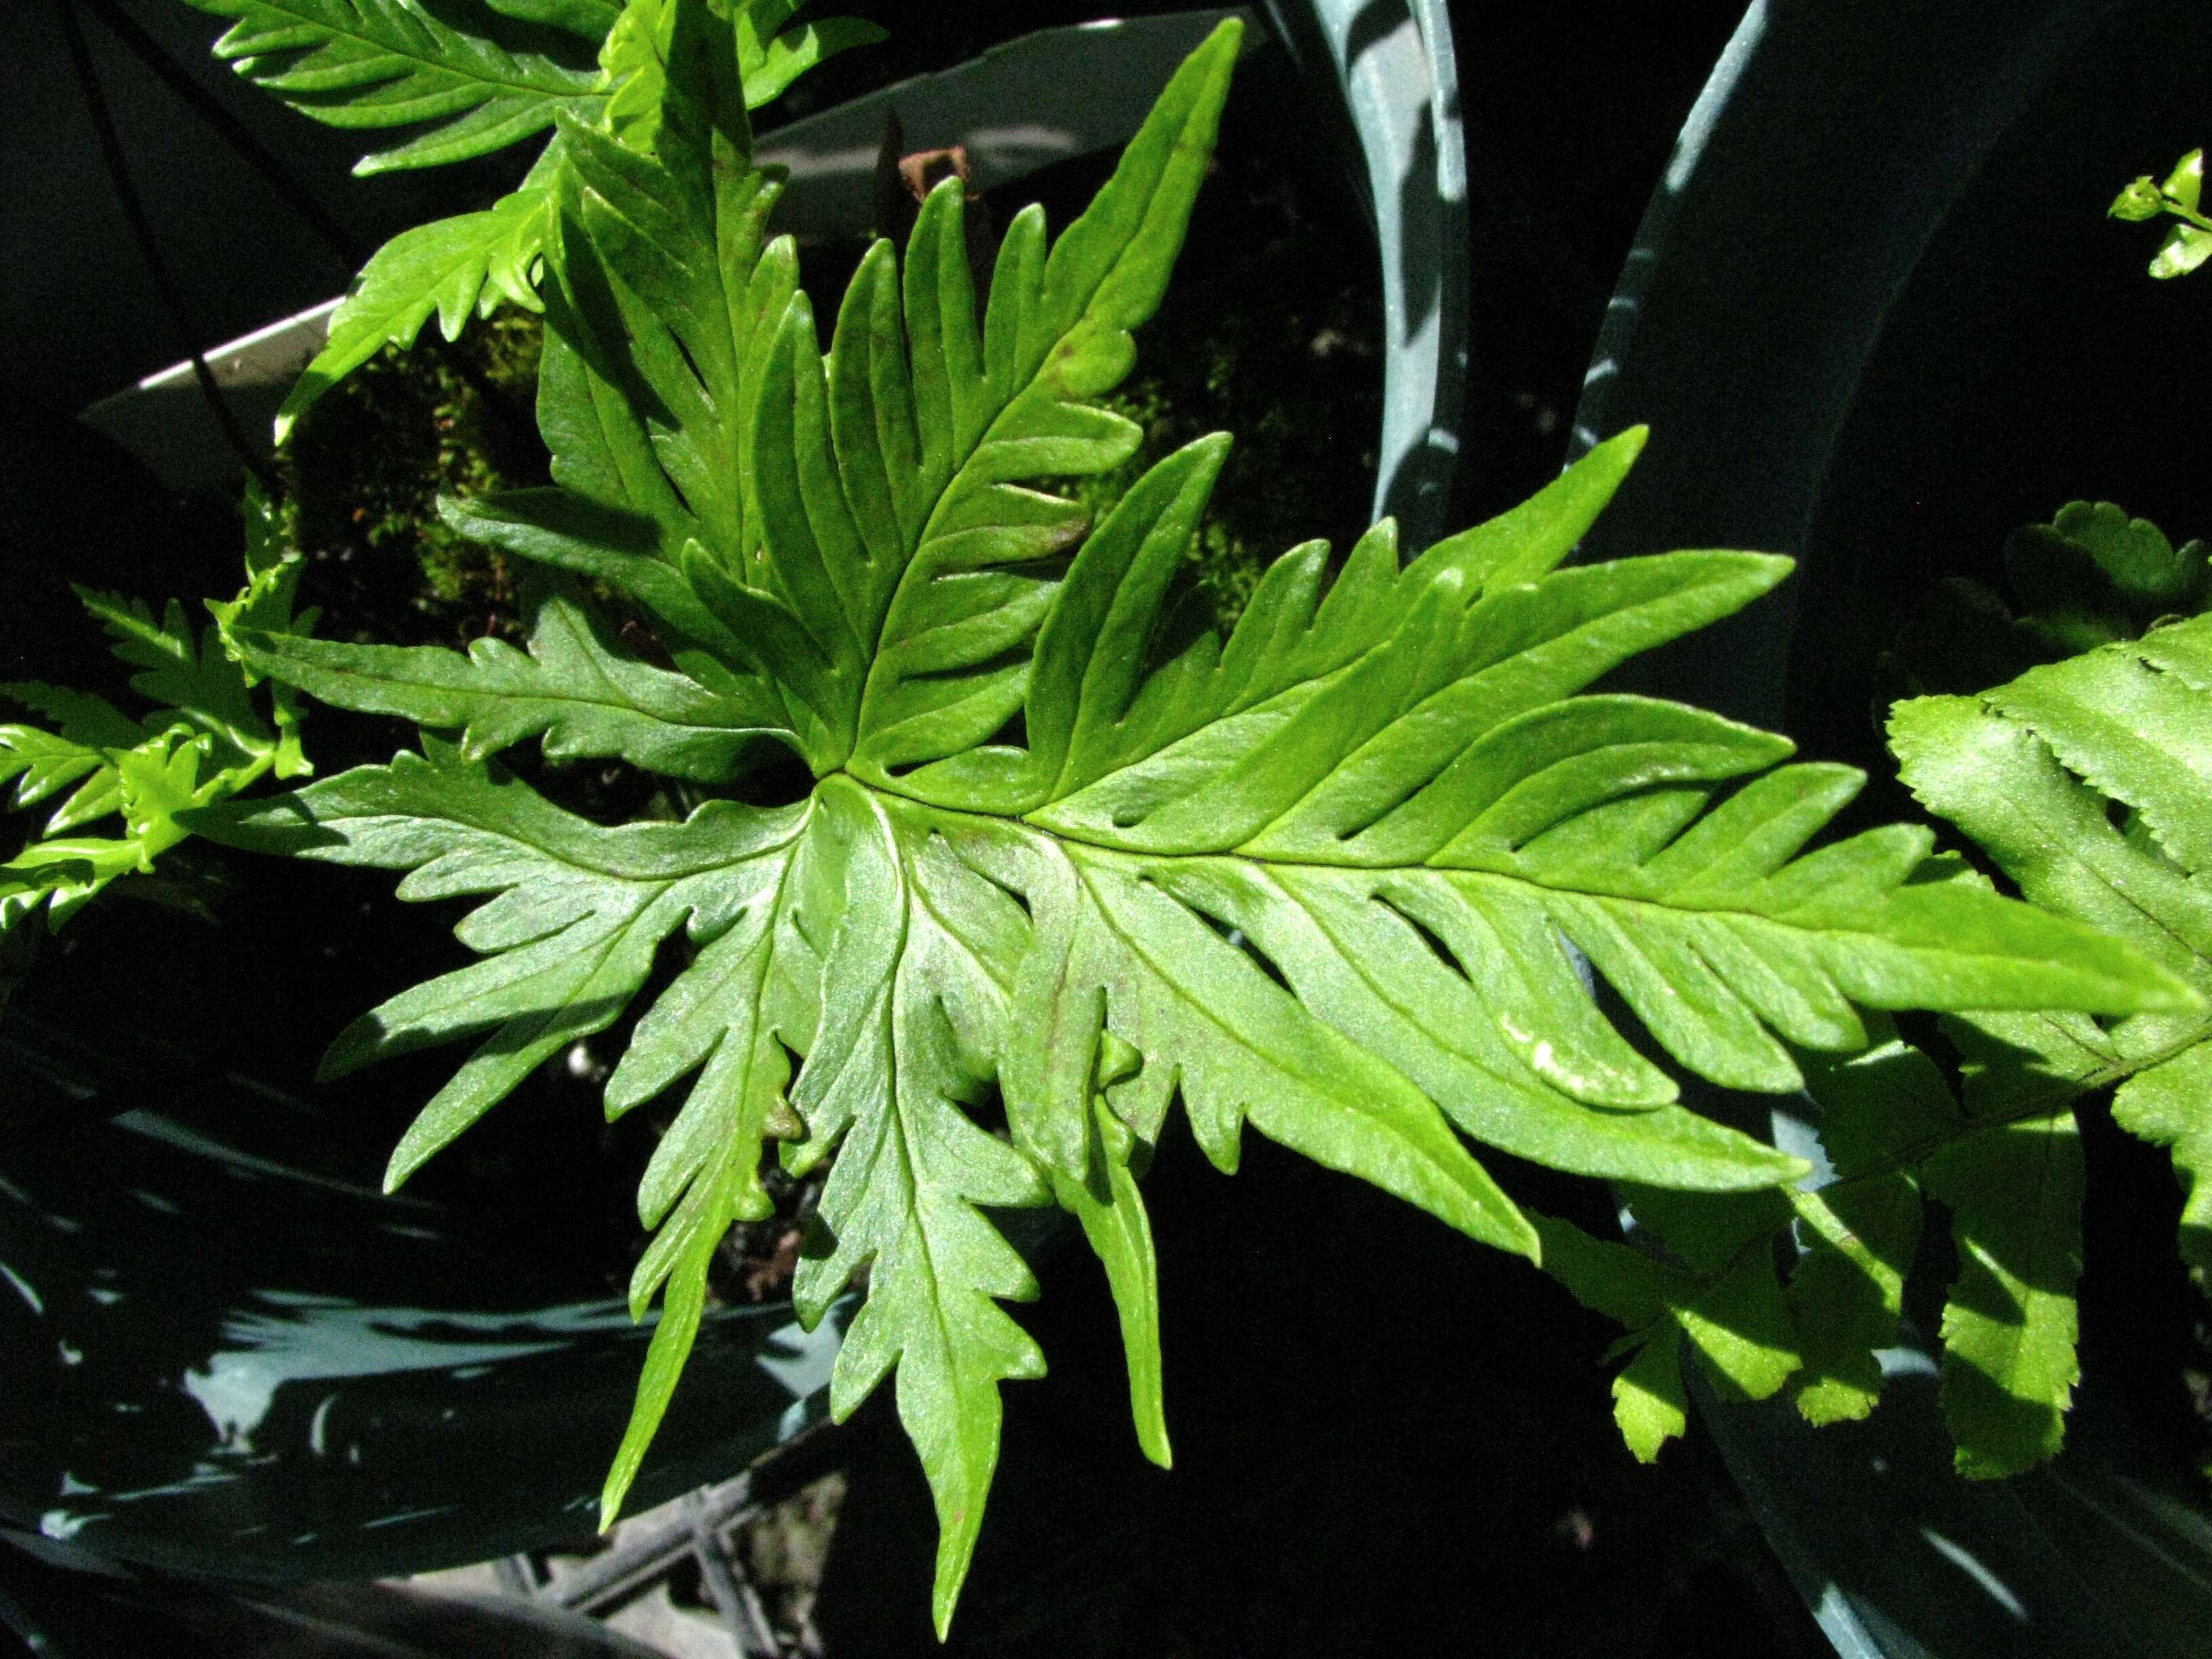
[[219, 10, 2198, 1637], [442, 5, 1243, 782], [274, 144, 562, 443], [4, 490, 310, 928]]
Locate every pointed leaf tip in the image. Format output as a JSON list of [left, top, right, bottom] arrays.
[[1595, 424, 1650, 465]]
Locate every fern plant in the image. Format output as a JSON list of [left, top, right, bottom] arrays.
[[1, 487, 311, 928], [12, 0, 2205, 1635], [176, 0, 884, 437], [2113, 146, 2212, 279], [1546, 509, 2212, 1485]]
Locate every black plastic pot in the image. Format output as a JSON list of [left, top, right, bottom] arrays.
[[1574, 4, 2212, 1655], [3, 0, 1469, 1610]]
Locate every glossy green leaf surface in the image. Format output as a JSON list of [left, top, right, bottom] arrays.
[[178, 0, 605, 173], [192, 5, 2202, 1635], [275, 150, 560, 442]]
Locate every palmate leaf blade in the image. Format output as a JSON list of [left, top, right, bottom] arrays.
[[216, 14, 2212, 1629], [855, 432, 2181, 1497], [241, 450, 2192, 1630], [179, 0, 604, 173], [230, 575, 789, 780]]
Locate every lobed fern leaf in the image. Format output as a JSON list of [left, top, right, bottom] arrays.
[[203, 6, 2203, 1635], [228, 0, 882, 436], [178, 0, 605, 174], [1896, 614, 2212, 1290]]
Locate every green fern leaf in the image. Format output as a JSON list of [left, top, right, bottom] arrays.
[[221, 9, 2200, 1633], [1896, 614, 2212, 1294], [275, 151, 559, 443], [228, 574, 785, 779], [3, 491, 311, 929], [179, 0, 604, 173], [249, 0, 882, 436]]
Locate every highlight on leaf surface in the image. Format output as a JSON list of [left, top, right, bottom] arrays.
[[180, 3, 2203, 1636]]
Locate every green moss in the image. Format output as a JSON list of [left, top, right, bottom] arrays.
[[278, 310, 549, 649]]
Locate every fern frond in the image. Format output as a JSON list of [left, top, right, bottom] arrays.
[[244, 0, 882, 435], [179, 0, 604, 173], [218, 9, 2200, 1634], [5, 496, 311, 930], [1897, 613, 2212, 1291]]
